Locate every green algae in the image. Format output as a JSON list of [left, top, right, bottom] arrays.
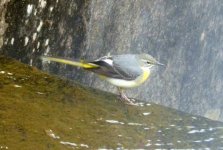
[[0, 55, 223, 149]]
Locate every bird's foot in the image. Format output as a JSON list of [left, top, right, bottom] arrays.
[[118, 95, 138, 106], [117, 87, 138, 105]]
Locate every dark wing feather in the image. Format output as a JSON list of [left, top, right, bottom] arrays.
[[87, 60, 124, 79]]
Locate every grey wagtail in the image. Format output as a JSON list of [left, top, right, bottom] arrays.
[[41, 53, 163, 105]]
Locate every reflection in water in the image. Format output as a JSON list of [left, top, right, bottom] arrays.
[[60, 141, 77, 147], [188, 129, 206, 134], [46, 129, 90, 149], [45, 129, 60, 139], [60, 141, 89, 149], [105, 120, 125, 125], [127, 122, 144, 126], [142, 112, 151, 116]]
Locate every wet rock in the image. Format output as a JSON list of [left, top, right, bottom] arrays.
[[0, 55, 223, 149]]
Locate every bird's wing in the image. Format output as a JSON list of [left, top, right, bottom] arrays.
[[87, 54, 142, 80], [112, 54, 142, 80]]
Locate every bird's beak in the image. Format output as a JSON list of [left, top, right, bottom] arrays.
[[156, 61, 165, 66]]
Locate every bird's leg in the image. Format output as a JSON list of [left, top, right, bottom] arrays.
[[117, 87, 136, 105]]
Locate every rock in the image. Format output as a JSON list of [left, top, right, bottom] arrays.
[[1, 55, 223, 149]]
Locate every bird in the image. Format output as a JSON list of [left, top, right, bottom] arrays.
[[41, 53, 163, 105]]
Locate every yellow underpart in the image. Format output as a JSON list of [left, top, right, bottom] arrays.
[[139, 68, 151, 85], [41, 56, 98, 69]]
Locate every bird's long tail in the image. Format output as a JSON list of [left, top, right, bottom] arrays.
[[41, 56, 98, 69]]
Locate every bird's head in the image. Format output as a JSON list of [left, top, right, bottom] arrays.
[[138, 53, 164, 68]]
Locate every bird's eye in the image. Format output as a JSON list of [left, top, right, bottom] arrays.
[[147, 61, 151, 64]]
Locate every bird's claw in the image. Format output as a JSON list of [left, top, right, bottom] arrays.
[[118, 95, 138, 106]]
